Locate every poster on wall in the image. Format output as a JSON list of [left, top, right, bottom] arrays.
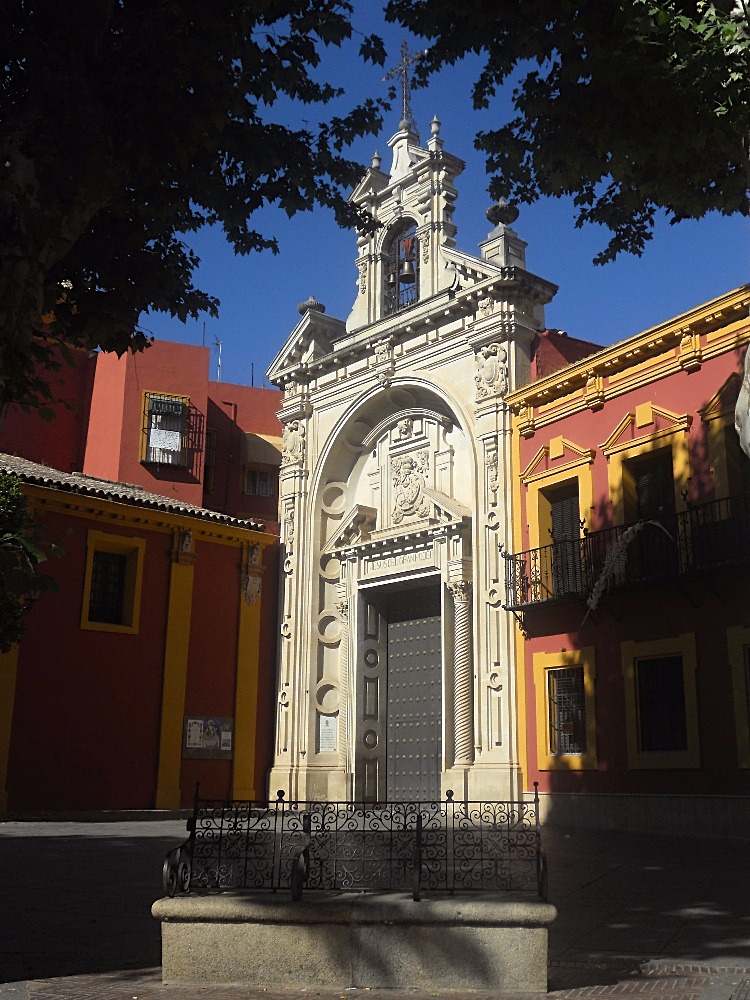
[[182, 716, 234, 759]]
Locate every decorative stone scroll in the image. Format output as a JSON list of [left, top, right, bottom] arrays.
[[448, 580, 473, 765], [391, 450, 430, 524], [357, 258, 367, 295], [475, 343, 509, 401], [373, 337, 395, 387], [281, 420, 306, 466]]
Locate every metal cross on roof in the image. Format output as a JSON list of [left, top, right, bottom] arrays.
[[384, 39, 423, 140]]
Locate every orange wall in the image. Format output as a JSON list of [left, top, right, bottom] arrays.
[[0, 348, 94, 472], [84, 341, 211, 506]]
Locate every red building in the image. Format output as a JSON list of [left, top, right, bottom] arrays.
[[505, 285, 750, 834], [0, 339, 283, 811]]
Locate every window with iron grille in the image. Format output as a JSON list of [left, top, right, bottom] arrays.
[[88, 551, 127, 624], [143, 393, 189, 466], [547, 667, 587, 755], [244, 468, 274, 497], [81, 530, 145, 633], [636, 654, 687, 752]]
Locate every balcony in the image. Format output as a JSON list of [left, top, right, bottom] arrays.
[[503, 493, 750, 611]]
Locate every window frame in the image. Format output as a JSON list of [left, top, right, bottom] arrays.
[[81, 530, 146, 634], [533, 647, 598, 770], [243, 466, 275, 498], [621, 633, 700, 769], [142, 392, 190, 467]]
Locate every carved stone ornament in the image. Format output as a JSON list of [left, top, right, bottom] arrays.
[[486, 449, 499, 500], [391, 450, 430, 524], [448, 579, 473, 604], [374, 337, 395, 387], [242, 573, 262, 605], [475, 343, 509, 400], [421, 234, 429, 265], [284, 504, 295, 555], [179, 529, 193, 553], [357, 258, 367, 295], [396, 417, 414, 440], [335, 598, 349, 621], [281, 420, 306, 466], [478, 297, 494, 318]]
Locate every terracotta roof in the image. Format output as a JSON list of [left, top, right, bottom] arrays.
[[0, 453, 266, 532]]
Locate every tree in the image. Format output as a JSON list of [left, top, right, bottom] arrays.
[[1, 1, 387, 412], [0, 472, 55, 652], [386, 0, 750, 263]]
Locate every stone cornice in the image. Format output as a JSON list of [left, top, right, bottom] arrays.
[[506, 285, 750, 434], [269, 268, 555, 391]]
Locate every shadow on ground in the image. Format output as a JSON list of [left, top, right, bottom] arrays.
[[543, 826, 750, 988], [0, 831, 180, 982]]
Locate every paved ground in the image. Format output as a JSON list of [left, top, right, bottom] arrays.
[[0, 818, 748, 999]]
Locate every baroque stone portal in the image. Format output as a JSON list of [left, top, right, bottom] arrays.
[[267, 112, 557, 803]]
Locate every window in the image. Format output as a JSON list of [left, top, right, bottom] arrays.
[[621, 634, 700, 768], [143, 393, 189, 466], [635, 655, 687, 752], [533, 647, 597, 770], [727, 625, 750, 767], [622, 448, 679, 578], [81, 530, 145, 633], [548, 667, 587, 755], [244, 468, 274, 497], [384, 222, 419, 316], [549, 482, 582, 596]]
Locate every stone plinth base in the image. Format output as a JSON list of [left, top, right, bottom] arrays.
[[152, 891, 557, 992]]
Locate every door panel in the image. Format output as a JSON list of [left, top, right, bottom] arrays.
[[386, 613, 442, 801], [355, 596, 387, 801]]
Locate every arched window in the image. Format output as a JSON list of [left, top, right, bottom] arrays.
[[385, 222, 419, 316]]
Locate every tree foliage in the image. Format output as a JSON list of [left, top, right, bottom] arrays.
[[0, 472, 55, 652], [1, 1, 388, 411], [387, 0, 750, 263]]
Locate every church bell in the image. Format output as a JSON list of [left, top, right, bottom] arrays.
[[399, 259, 416, 284]]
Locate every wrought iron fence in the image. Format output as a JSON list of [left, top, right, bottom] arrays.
[[163, 785, 547, 902], [504, 492, 750, 610]]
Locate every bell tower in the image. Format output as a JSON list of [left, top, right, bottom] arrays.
[[345, 45, 465, 333]]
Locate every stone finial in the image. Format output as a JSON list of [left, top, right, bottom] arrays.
[[297, 295, 325, 316], [371, 150, 382, 170], [430, 115, 441, 137], [486, 198, 519, 228]]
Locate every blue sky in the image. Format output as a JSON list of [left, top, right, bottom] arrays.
[[138, 9, 750, 388]]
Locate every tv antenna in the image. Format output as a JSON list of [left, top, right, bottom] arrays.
[[213, 337, 222, 382]]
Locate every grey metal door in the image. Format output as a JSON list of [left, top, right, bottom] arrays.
[[386, 613, 442, 800]]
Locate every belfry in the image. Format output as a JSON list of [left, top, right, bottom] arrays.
[[267, 85, 557, 802]]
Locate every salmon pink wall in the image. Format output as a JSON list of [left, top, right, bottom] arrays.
[[515, 344, 750, 798], [206, 384, 282, 528], [516, 349, 747, 552]]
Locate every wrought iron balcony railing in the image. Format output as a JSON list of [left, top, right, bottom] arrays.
[[504, 492, 750, 611]]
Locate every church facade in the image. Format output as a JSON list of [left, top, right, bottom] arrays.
[[267, 117, 558, 803]]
